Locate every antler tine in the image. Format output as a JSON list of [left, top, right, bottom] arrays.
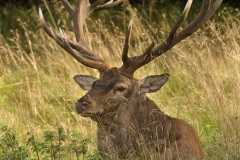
[[73, 0, 122, 44], [178, 0, 223, 39], [168, 0, 193, 41], [61, 0, 74, 17], [120, 19, 156, 73], [94, 0, 123, 11], [122, 19, 133, 66], [120, 0, 223, 75]]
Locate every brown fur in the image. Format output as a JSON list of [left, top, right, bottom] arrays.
[[75, 68, 204, 159]]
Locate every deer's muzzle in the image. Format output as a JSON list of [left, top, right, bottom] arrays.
[[75, 101, 91, 115]]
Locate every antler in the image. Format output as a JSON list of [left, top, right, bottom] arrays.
[[39, 0, 122, 73], [120, 0, 223, 75]]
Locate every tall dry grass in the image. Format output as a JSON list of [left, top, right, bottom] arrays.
[[0, 1, 239, 159]]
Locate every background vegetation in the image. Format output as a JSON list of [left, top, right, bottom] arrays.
[[0, 0, 239, 159], [0, 0, 239, 8]]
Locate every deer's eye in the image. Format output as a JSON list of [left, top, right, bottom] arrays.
[[116, 86, 126, 92]]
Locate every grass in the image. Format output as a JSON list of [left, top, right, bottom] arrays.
[[0, 1, 240, 159]]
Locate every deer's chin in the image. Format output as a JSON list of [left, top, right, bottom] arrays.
[[76, 106, 104, 117], [79, 113, 93, 117], [75, 107, 93, 116], [80, 112, 104, 121]]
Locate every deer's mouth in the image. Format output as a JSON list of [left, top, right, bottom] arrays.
[[75, 101, 103, 118], [79, 113, 93, 117]]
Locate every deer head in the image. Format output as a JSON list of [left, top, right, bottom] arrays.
[[73, 68, 169, 119], [39, 0, 222, 119]]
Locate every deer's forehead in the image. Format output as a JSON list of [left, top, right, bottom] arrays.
[[92, 77, 127, 93], [94, 68, 135, 88], [101, 68, 132, 79]]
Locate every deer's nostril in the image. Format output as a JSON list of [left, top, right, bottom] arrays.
[[81, 101, 90, 109], [75, 101, 91, 114]]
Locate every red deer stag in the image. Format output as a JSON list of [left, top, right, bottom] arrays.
[[39, 0, 222, 159]]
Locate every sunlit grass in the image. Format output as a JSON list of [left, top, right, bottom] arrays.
[[0, 1, 239, 159]]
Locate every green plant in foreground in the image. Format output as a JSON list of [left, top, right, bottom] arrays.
[[69, 137, 90, 160], [0, 125, 101, 159], [26, 134, 42, 160], [0, 126, 29, 160]]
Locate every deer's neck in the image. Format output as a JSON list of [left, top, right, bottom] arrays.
[[97, 95, 173, 137]]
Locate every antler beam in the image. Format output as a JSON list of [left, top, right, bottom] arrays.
[[39, 0, 123, 73], [120, 0, 223, 75]]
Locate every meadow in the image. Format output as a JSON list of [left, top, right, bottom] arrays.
[[0, 1, 239, 159]]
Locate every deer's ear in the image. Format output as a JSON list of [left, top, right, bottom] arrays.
[[138, 74, 169, 94], [73, 75, 98, 91]]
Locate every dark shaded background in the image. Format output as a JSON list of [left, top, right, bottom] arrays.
[[0, 0, 239, 8]]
